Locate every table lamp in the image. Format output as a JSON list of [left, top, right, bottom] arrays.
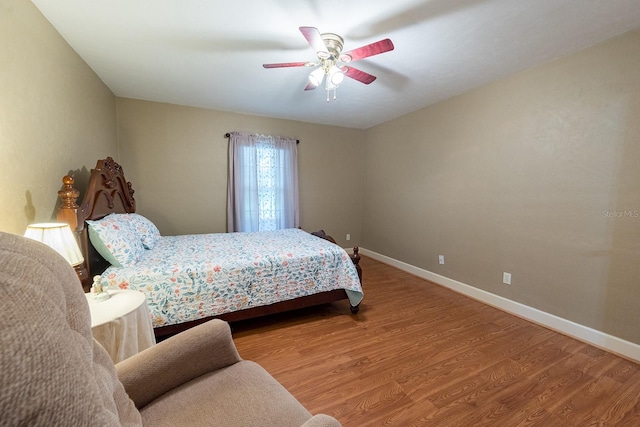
[[24, 222, 85, 275]]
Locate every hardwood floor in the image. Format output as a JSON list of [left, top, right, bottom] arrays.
[[231, 256, 640, 426]]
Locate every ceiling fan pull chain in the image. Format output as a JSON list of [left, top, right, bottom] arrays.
[[325, 87, 338, 102]]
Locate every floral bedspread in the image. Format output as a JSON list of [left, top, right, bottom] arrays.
[[101, 228, 363, 328]]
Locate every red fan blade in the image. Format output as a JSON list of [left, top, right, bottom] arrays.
[[299, 26, 329, 57], [304, 81, 318, 91], [340, 39, 394, 62], [263, 62, 310, 68], [341, 66, 377, 84]]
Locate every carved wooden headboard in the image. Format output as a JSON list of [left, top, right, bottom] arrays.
[[57, 157, 136, 290]]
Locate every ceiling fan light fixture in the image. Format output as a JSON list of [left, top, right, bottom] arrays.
[[308, 67, 325, 87]]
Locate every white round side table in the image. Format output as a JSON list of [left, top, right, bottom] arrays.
[[86, 289, 156, 363]]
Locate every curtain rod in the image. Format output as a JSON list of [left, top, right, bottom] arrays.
[[224, 133, 299, 144]]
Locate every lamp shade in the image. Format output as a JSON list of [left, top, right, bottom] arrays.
[[308, 67, 325, 87], [24, 222, 84, 267], [328, 65, 344, 85]]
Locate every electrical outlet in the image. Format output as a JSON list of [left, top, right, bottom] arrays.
[[438, 255, 445, 265], [503, 272, 512, 285], [346, 234, 351, 241]]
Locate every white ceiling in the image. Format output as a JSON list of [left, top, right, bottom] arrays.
[[31, 0, 640, 129]]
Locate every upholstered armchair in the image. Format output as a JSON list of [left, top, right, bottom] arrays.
[[0, 232, 340, 426]]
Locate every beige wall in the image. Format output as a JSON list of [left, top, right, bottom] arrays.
[[0, 0, 117, 235], [362, 29, 640, 344], [115, 98, 364, 247]]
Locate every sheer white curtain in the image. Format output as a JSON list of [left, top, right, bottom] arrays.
[[227, 132, 299, 232]]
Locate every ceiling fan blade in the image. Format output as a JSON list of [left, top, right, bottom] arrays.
[[299, 26, 329, 57], [304, 81, 318, 91], [341, 66, 377, 85], [340, 39, 394, 62], [263, 62, 310, 68]]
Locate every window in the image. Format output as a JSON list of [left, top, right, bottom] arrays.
[[227, 132, 299, 232], [254, 140, 284, 231]]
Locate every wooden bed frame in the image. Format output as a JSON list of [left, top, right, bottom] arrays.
[[57, 157, 362, 338]]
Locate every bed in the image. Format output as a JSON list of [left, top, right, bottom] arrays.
[[56, 157, 363, 338]]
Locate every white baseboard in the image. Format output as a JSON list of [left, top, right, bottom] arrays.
[[359, 247, 640, 363]]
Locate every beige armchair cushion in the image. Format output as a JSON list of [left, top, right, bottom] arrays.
[[0, 231, 141, 426], [117, 318, 243, 409]]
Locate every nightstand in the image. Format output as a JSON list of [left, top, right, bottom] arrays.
[[86, 289, 156, 363]]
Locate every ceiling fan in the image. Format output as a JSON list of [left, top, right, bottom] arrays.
[[263, 26, 394, 101]]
